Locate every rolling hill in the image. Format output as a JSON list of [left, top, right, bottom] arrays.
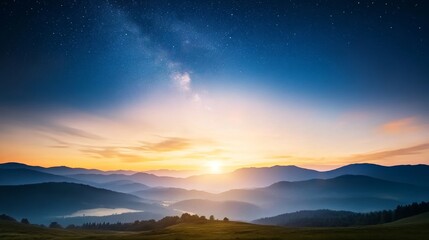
[[1, 212, 429, 240], [188, 163, 429, 191], [322, 163, 429, 187], [0, 167, 150, 193], [253, 209, 359, 227], [2, 163, 429, 222], [0, 168, 82, 185], [384, 212, 429, 226], [53, 163, 429, 192], [0, 182, 168, 223], [2, 162, 429, 192], [95, 180, 150, 193], [0, 162, 105, 175], [253, 201, 429, 227], [68, 172, 180, 188], [0, 162, 137, 175], [213, 175, 429, 217]]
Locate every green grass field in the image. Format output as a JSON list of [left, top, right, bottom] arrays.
[[1, 213, 428, 240]]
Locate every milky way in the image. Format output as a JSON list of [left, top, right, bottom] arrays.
[[0, 1, 429, 171]]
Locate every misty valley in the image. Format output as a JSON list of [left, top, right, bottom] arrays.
[[2, 0, 429, 239], [1, 162, 429, 228]]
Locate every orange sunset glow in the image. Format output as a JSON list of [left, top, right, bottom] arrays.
[[1, 1, 429, 239]]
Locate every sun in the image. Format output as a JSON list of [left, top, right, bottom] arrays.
[[208, 161, 222, 174]]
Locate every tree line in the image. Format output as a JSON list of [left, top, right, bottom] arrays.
[[67, 213, 229, 231], [257, 201, 429, 227], [329, 201, 429, 226], [1, 201, 428, 229]]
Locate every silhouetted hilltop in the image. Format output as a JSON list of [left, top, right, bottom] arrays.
[[0, 168, 81, 185], [323, 163, 429, 187]]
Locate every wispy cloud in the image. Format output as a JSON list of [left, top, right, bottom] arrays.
[[129, 137, 213, 153], [49, 145, 69, 149], [344, 142, 429, 162], [39, 123, 104, 140], [80, 147, 164, 163], [140, 137, 191, 152], [0, 109, 104, 141], [380, 117, 419, 134], [42, 135, 71, 147], [183, 148, 225, 159], [44, 134, 211, 163], [269, 142, 429, 167], [268, 155, 327, 163]]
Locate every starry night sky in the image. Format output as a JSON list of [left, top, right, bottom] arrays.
[[1, 0, 428, 111], [0, 1, 429, 170]]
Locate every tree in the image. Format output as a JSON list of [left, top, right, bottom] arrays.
[[209, 215, 215, 221], [180, 213, 192, 222], [66, 224, 76, 229], [20, 218, 30, 224], [223, 217, 229, 222], [49, 222, 63, 229]]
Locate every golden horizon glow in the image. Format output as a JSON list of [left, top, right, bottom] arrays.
[[1, 88, 429, 173], [207, 160, 222, 174]]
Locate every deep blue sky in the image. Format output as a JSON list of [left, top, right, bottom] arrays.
[[1, 1, 429, 170], [1, 0, 428, 113]]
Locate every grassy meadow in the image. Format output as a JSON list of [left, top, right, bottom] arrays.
[[1, 212, 428, 240]]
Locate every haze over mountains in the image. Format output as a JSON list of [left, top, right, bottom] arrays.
[[214, 175, 429, 217], [0, 182, 171, 224], [3, 162, 429, 191], [1, 162, 429, 224]]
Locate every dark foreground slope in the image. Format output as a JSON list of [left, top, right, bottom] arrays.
[[0, 212, 429, 240]]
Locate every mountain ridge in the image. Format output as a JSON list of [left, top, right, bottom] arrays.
[[0, 182, 170, 224], [2, 162, 429, 192]]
